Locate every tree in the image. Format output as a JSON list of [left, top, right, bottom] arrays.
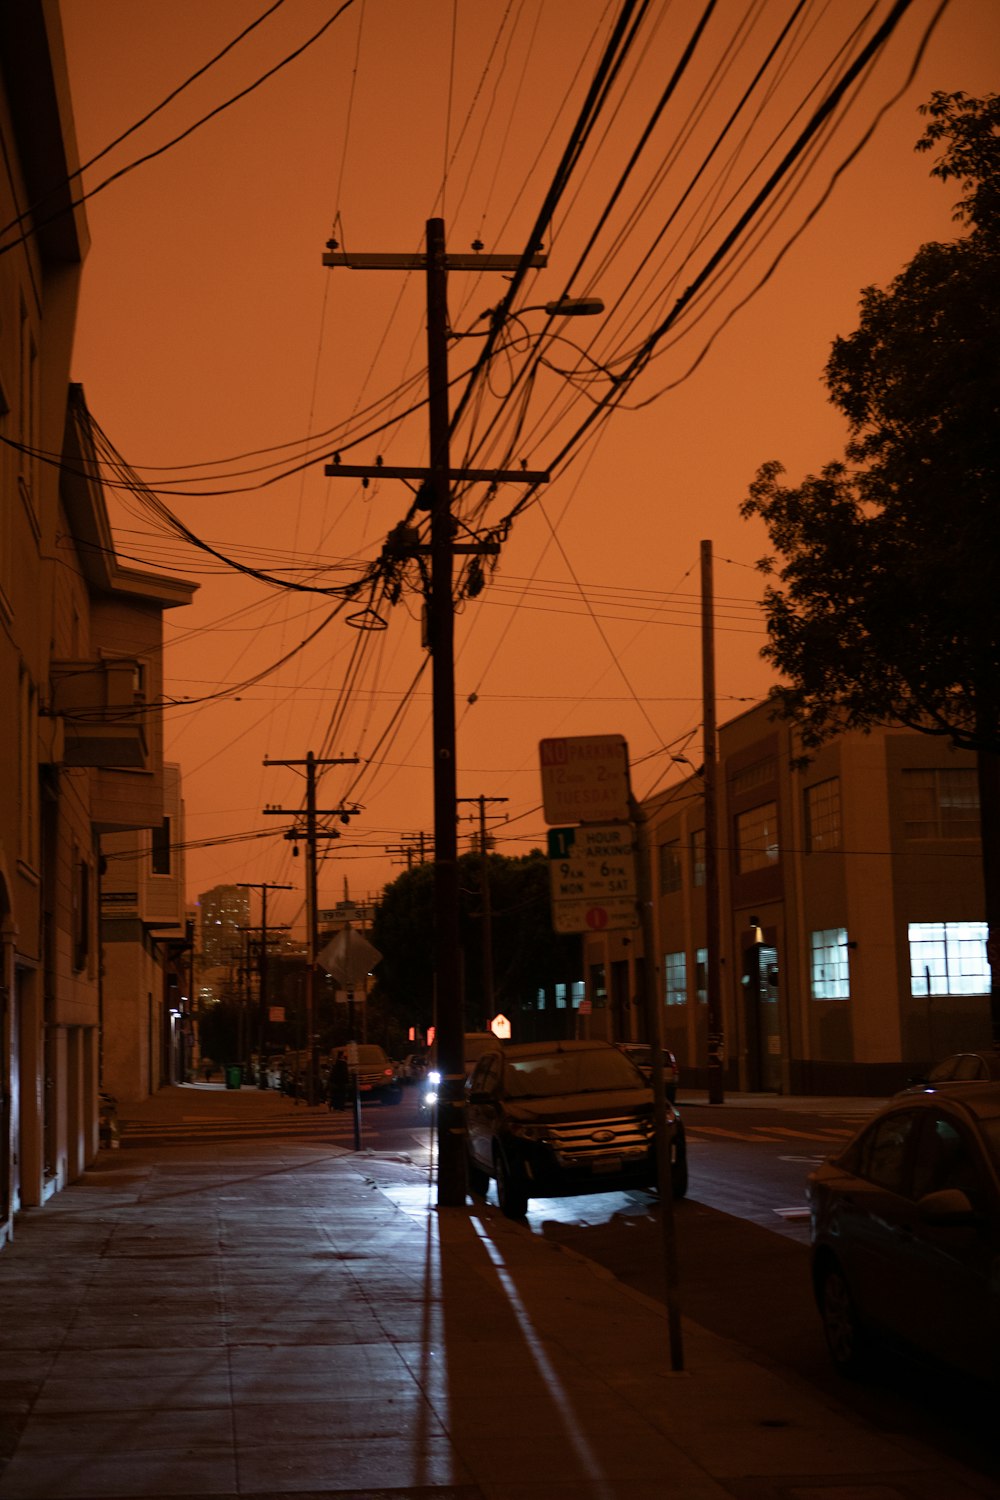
[[741, 92, 1000, 1039], [370, 849, 581, 1040]]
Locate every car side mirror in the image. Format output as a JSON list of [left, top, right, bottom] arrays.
[[917, 1188, 978, 1226]]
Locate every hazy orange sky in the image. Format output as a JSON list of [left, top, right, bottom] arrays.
[[58, 0, 1000, 937]]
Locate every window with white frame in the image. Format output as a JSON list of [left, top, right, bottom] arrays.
[[664, 951, 686, 1005], [805, 778, 842, 852], [695, 947, 708, 1004], [909, 921, 989, 996], [811, 928, 850, 999], [735, 801, 779, 873]]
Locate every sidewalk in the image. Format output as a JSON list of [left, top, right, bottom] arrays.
[[0, 1084, 995, 1500]]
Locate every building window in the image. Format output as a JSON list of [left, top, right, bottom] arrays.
[[73, 855, 91, 972], [695, 947, 708, 1004], [735, 801, 779, 874], [18, 666, 37, 867], [664, 951, 686, 1005], [805, 778, 842, 852], [151, 816, 171, 876], [909, 921, 989, 997], [902, 769, 979, 839], [589, 964, 607, 1008], [811, 928, 850, 999], [658, 840, 682, 894], [691, 828, 705, 887], [730, 756, 776, 795]]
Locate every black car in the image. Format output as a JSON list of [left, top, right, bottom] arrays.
[[808, 1082, 1000, 1382], [900, 1048, 1000, 1091], [465, 1039, 687, 1219]]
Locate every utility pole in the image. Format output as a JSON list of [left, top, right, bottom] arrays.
[[237, 882, 293, 1087], [324, 220, 548, 1207], [457, 794, 508, 1028], [262, 754, 359, 1106], [701, 540, 724, 1104]]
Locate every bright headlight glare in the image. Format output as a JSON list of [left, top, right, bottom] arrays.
[[428, 1069, 441, 1085]]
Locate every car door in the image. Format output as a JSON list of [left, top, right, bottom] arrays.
[[895, 1107, 999, 1379], [831, 1109, 922, 1334]]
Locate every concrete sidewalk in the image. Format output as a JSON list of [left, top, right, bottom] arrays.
[[0, 1084, 995, 1500]]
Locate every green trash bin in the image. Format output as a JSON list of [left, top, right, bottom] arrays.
[[225, 1065, 243, 1090]]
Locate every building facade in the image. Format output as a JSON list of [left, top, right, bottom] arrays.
[[0, 5, 195, 1243], [583, 703, 988, 1095]]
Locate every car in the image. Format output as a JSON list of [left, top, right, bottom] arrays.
[[464, 1038, 687, 1219], [900, 1048, 1000, 1091], [614, 1042, 680, 1102], [807, 1081, 1000, 1383], [399, 1052, 427, 1084], [351, 1043, 402, 1103]]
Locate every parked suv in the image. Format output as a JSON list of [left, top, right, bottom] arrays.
[[351, 1044, 402, 1104], [614, 1042, 680, 1102], [465, 1039, 687, 1218]]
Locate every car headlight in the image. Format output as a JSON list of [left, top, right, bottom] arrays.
[[428, 1069, 441, 1085], [424, 1089, 438, 1106], [507, 1120, 548, 1141]]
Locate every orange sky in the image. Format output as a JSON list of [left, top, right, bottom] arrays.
[[58, 0, 1000, 937]]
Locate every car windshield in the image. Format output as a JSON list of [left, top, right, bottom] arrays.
[[504, 1048, 645, 1099], [355, 1046, 387, 1065]]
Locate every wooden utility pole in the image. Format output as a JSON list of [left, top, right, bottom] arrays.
[[237, 882, 292, 1086], [324, 220, 547, 1207], [701, 540, 724, 1104], [262, 753, 359, 1105]]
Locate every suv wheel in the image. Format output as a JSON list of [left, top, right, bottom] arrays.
[[818, 1260, 869, 1378]]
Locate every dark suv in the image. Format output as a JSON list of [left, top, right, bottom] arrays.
[[465, 1039, 687, 1218]]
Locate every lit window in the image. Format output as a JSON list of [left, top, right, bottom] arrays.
[[909, 921, 989, 996], [664, 951, 686, 1005], [695, 947, 708, 1004], [811, 928, 850, 999], [735, 802, 779, 873], [805, 778, 841, 852], [902, 769, 979, 839]]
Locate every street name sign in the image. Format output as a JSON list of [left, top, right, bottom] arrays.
[[539, 734, 630, 824], [547, 823, 638, 934]]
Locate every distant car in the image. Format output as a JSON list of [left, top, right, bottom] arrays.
[[351, 1043, 402, 1104], [899, 1049, 1000, 1092], [614, 1042, 679, 1102], [400, 1053, 427, 1084], [807, 1081, 1000, 1383], [465, 1038, 687, 1218]]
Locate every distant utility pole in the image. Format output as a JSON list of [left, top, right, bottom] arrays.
[[457, 794, 508, 1027], [237, 881, 293, 1088], [262, 752, 359, 1106], [324, 220, 548, 1208], [701, 540, 724, 1105]]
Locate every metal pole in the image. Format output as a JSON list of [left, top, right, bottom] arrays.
[[701, 540, 724, 1104], [631, 793, 684, 1371], [305, 752, 319, 1106]]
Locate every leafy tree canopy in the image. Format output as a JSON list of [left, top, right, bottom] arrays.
[[741, 92, 1000, 754]]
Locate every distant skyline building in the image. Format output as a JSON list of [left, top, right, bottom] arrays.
[[197, 885, 250, 968]]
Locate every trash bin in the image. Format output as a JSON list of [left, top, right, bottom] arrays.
[[225, 1065, 243, 1090]]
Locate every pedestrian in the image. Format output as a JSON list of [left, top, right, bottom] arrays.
[[201, 1056, 215, 1083], [328, 1050, 349, 1111]]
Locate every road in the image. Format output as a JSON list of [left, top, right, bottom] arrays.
[[378, 1087, 998, 1483]]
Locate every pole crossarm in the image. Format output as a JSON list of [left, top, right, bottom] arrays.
[[323, 250, 546, 271], [324, 462, 549, 483]]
